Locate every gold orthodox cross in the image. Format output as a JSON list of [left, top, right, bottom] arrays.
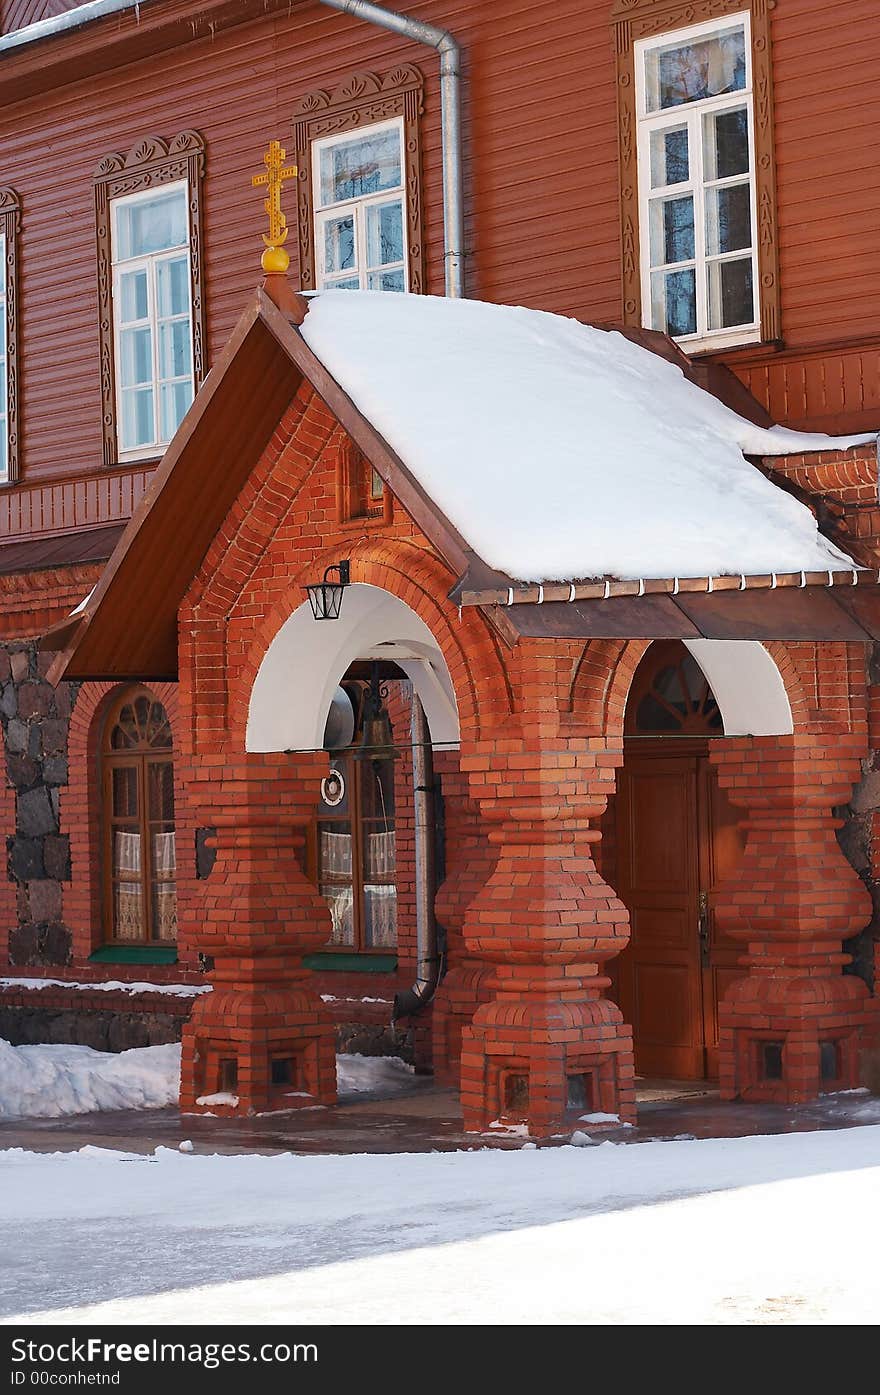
[[252, 139, 297, 272]]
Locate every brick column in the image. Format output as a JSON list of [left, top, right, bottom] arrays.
[[180, 765, 336, 1115], [459, 740, 635, 1138], [711, 737, 876, 1102], [431, 764, 495, 1087]]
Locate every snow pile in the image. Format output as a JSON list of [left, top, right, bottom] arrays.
[[336, 1053, 415, 1096], [0, 1039, 180, 1119], [301, 291, 872, 581], [0, 1040, 417, 1119], [0, 976, 210, 998]]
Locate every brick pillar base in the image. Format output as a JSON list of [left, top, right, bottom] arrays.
[[431, 773, 495, 1087], [461, 964, 635, 1136], [179, 788, 336, 1116], [712, 738, 878, 1103], [457, 740, 635, 1139], [433, 961, 494, 1087]]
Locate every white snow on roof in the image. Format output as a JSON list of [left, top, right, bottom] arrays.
[[300, 291, 872, 582]]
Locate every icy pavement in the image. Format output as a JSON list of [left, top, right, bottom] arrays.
[[2, 1124, 880, 1325]]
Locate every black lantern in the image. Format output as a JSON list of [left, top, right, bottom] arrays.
[[354, 662, 399, 764], [305, 560, 351, 620]]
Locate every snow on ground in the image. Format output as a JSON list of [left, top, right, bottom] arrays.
[[0, 1040, 414, 1119], [301, 291, 872, 582], [2, 1126, 879, 1324]]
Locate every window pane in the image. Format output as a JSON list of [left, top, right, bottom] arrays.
[[147, 760, 175, 824], [324, 276, 361, 291], [121, 387, 154, 449], [322, 214, 356, 275], [158, 319, 192, 380], [367, 268, 405, 292], [704, 107, 750, 180], [113, 827, 142, 877], [646, 25, 747, 111], [119, 269, 148, 323], [650, 126, 689, 187], [321, 882, 355, 946], [366, 200, 404, 268], [116, 187, 187, 259], [151, 873, 178, 943], [363, 825, 396, 880], [360, 760, 396, 821], [708, 256, 754, 329], [113, 882, 144, 941], [112, 765, 138, 819], [363, 884, 397, 948], [159, 379, 193, 441], [652, 266, 697, 337], [706, 182, 752, 255], [319, 127, 402, 205], [319, 825, 353, 878], [650, 195, 695, 266], [119, 325, 152, 387], [156, 255, 190, 318]]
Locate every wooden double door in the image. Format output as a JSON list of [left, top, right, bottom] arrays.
[[614, 742, 746, 1080]]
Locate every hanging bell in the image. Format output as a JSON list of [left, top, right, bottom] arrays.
[[354, 665, 399, 763]]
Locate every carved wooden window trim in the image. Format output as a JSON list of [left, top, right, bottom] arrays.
[[94, 131, 207, 467], [0, 189, 21, 484], [612, 0, 781, 346], [293, 66, 425, 294]]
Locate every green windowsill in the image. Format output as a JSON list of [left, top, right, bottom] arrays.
[[89, 946, 179, 966], [303, 952, 398, 974]]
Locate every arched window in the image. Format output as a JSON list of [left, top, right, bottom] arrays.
[[626, 640, 723, 735], [102, 688, 177, 944]]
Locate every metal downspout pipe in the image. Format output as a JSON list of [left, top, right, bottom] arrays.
[[317, 0, 465, 298], [393, 694, 443, 1021]]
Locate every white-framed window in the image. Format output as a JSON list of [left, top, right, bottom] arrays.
[[0, 232, 7, 484], [635, 12, 760, 351], [312, 118, 408, 293], [111, 180, 194, 458]]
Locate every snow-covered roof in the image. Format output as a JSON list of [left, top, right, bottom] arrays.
[[301, 291, 872, 583]]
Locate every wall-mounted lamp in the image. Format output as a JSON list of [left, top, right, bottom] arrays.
[[305, 560, 351, 621]]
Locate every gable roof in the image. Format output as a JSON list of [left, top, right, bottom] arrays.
[[43, 281, 880, 682]]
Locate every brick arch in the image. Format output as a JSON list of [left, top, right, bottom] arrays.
[[570, 636, 816, 740], [65, 680, 181, 963], [568, 638, 652, 738], [228, 538, 513, 745], [762, 641, 826, 733]]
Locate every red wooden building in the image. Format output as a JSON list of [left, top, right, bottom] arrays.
[[1, 0, 879, 1135]]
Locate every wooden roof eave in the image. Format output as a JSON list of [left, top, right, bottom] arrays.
[[43, 286, 500, 683], [469, 574, 880, 643]]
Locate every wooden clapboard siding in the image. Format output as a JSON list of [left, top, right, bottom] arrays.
[[0, 0, 875, 533], [772, 0, 880, 347]]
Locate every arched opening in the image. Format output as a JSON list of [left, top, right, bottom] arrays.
[[246, 583, 459, 754], [247, 586, 449, 1000], [612, 641, 746, 1081], [101, 686, 177, 946]]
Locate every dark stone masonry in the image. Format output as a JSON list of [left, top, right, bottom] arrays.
[[1, 642, 75, 969]]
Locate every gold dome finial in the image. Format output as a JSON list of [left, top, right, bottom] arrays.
[[252, 139, 298, 275]]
